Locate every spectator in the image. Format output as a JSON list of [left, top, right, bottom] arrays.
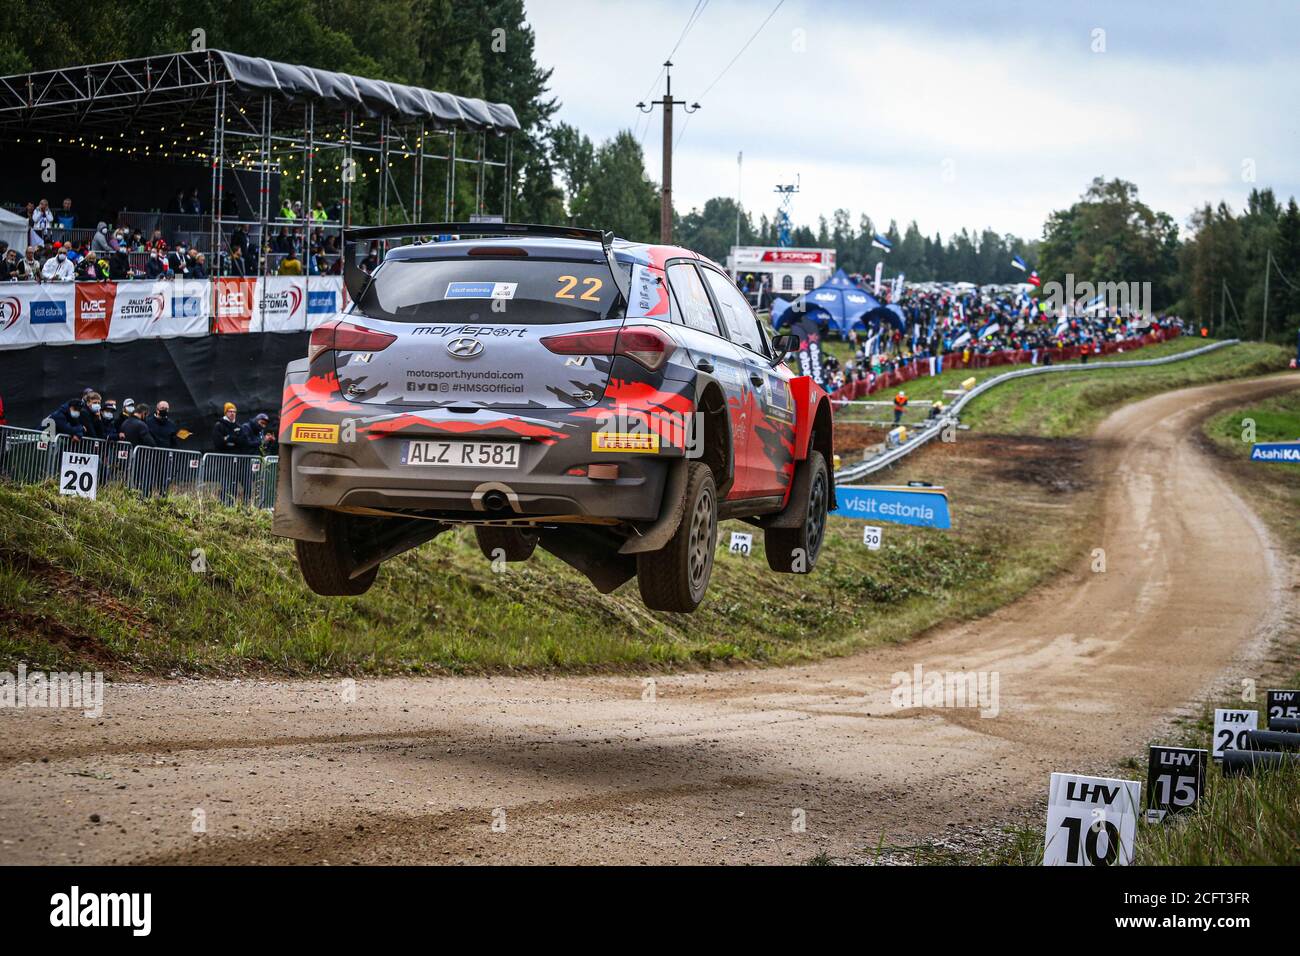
[[115, 398, 136, 434], [170, 189, 188, 215], [893, 390, 908, 425], [56, 198, 76, 233], [98, 400, 121, 440], [79, 392, 106, 439], [146, 249, 169, 279], [0, 247, 23, 282], [278, 249, 303, 276], [90, 222, 112, 255], [312, 200, 328, 222], [147, 401, 180, 448], [225, 245, 248, 277], [21, 246, 42, 283], [42, 247, 75, 281], [146, 229, 168, 253], [240, 412, 272, 455], [279, 199, 295, 220], [119, 403, 156, 446], [47, 397, 89, 438], [212, 403, 242, 452], [108, 245, 131, 280], [31, 199, 55, 238], [167, 243, 190, 276], [188, 188, 203, 215], [190, 252, 209, 279]]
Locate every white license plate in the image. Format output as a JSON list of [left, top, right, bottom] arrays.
[[401, 440, 520, 468]]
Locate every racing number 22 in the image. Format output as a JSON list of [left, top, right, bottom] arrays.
[[556, 275, 602, 301]]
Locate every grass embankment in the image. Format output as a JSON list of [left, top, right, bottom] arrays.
[[968, 385, 1300, 866], [0, 338, 1288, 680], [0, 432, 1086, 677]]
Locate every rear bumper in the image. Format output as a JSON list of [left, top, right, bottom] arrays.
[[290, 442, 669, 521]]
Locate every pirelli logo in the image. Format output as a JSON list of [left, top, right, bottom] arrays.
[[591, 431, 659, 453], [291, 422, 340, 444]]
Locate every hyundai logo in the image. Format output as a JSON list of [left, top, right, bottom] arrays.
[[446, 337, 483, 358]]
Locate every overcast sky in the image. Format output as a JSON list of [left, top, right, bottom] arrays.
[[528, 0, 1300, 241]]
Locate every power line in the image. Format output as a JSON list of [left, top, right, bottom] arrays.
[[674, 0, 785, 149], [636, 0, 709, 146]]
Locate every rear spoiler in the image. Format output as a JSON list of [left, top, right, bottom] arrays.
[[342, 222, 630, 309]]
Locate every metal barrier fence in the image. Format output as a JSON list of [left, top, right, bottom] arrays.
[[833, 339, 1242, 484], [0, 424, 276, 509], [129, 445, 203, 498]]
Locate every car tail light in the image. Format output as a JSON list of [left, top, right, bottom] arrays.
[[308, 320, 397, 363], [540, 325, 674, 372]]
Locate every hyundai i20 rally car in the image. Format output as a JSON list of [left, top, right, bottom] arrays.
[[272, 222, 835, 613]]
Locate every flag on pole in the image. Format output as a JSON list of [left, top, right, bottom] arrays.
[[873, 261, 883, 295], [1010, 254, 1027, 272], [872, 233, 893, 253]]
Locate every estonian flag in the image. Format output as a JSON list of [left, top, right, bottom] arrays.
[[1027, 270, 1041, 287], [1010, 254, 1027, 272], [872, 233, 893, 253]]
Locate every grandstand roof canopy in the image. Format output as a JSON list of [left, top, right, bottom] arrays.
[[0, 48, 521, 145]]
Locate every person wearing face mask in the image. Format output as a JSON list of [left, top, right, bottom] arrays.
[[115, 398, 136, 434], [146, 248, 168, 279], [79, 391, 107, 439], [91, 222, 112, 255], [42, 246, 75, 281], [167, 244, 189, 276], [47, 397, 89, 438], [147, 400, 180, 448], [99, 400, 120, 441], [108, 241, 131, 280]]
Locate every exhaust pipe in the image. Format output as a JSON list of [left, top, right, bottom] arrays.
[[482, 490, 509, 512]]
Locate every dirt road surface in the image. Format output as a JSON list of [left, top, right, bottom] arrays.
[[3, 374, 1297, 865]]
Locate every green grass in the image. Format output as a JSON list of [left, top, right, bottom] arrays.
[[0, 456, 1083, 677], [954, 341, 1292, 437]]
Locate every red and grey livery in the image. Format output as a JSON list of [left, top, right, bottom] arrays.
[[273, 222, 835, 613]]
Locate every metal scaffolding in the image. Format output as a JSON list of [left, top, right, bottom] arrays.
[[0, 48, 519, 281]]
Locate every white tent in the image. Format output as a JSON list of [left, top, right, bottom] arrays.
[[0, 208, 28, 254]]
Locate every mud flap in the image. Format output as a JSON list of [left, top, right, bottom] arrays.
[[271, 446, 327, 542], [540, 526, 637, 594], [764, 454, 812, 530], [618, 458, 687, 555]]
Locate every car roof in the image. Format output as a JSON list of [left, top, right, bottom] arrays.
[[380, 235, 709, 269]]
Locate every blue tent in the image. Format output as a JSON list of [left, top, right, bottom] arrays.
[[773, 269, 881, 335]]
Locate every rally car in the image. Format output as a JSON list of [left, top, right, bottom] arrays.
[[272, 223, 835, 613]]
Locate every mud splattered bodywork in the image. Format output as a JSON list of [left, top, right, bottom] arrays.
[[273, 224, 834, 608]]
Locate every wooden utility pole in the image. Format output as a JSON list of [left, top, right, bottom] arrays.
[[637, 62, 699, 244], [1261, 248, 1272, 342]]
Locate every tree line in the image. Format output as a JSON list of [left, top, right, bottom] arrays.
[[7, 0, 1294, 346]]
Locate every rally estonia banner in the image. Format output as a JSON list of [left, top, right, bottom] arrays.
[[0, 276, 348, 349]]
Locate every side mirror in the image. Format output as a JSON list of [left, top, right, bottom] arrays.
[[771, 334, 799, 365]]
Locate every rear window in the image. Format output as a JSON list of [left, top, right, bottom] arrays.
[[352, 258, 622, 324]]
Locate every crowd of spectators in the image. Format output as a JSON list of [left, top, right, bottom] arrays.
[[815, 282, 1187, 393], [38, 388, 276, 457], [1, 191, 344, 284]]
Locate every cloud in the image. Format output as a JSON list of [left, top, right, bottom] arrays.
[[529, 0, 1300, 237]]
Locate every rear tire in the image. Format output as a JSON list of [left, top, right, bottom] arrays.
[[474, 526, 538, 562], [294, 511, 379, 596], [764, 450, 829, 574], [637, 462, 717, 613]]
